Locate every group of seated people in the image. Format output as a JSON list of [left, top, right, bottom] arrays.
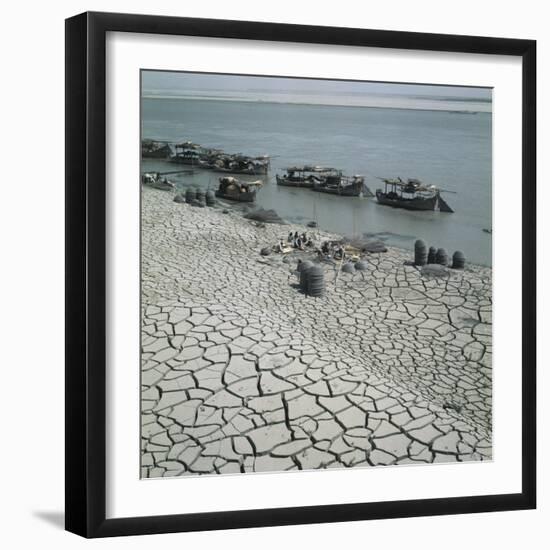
[[273, 231, 314, 253], [319, 240, 345, 260], [273, 234, 348, 259], [287, 231, 313, 250]]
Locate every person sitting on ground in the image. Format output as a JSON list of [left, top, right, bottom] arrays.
[[277, 240, 285, 253], [287, 232, 294, 242]]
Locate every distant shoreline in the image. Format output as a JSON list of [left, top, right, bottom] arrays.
[[141, 94, 491, 115]]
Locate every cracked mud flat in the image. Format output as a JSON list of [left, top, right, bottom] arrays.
[[141, 187, 492, 478]]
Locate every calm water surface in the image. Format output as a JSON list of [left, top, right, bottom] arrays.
[[141, 97, 492, 265]]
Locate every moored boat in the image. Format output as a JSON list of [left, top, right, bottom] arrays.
[[141, 139, 173, 159], [171, 142, 203, 165], [141, 172, 175, 191], [312, 173, 371, 197], [166, 139, 270, 174], [375, 178, 454, 212], [211, 154, 270, 175], [276, 165, 334, 188], [215, 177, 262, 202]]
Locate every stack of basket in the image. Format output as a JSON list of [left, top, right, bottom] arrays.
[[435, 248, 448, 266], [196, 189, 206, 206], [414, 240, 428, 266], [185, 188, 196, 204], [297, 260, 314, 292], [205, 190, 216, 206], [305, 266, 325, 297], [452, 251, 465, 269]]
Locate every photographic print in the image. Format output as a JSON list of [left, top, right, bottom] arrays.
[[140, 70, 493, 478]]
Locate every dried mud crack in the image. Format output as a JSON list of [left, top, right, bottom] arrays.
[[141, 187, 492, 478]]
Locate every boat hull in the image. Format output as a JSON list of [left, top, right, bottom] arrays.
[[143, 181, 174, 191], [375, 190, 438, 211], [215, 189, 256, 203], [312, 182, 365, 197], [275, 174, 315, 188], [170, 157, 203, 166], [142, 144, 173, 159], [213, 166, 268, 175], [142, 150, 171, 159]]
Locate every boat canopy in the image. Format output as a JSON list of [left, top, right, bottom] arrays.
[[175, 141, 201, 149], [382, 177, 440, 193], [285, 165, 338, 173], [219, 176, 263, 187]]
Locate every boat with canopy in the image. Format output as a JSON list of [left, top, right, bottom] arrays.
[[375, 177, 454, 212], [276, 165, 337, 188], [215, 177, 263, 202]]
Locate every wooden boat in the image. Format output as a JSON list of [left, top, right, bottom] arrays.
[[141, 172, 175, 191], [170, 142, 203, 165], [215, 177, 261, 203], [141, 139, 173, 159], [275, 166, 334, 188], [312, 173, 371, 197], [196, 147, 225, 168], [169, 140, 270, 174], [375, 178, 454, 212], [211, 154, 269, 175]]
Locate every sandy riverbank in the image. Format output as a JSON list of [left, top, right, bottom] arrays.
[[141, 186, 492, 477]]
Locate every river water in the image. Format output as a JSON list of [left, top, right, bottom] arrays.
[[141, 95, 492, 265]]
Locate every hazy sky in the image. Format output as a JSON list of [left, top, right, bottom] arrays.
[[142, 70, 492, 101]]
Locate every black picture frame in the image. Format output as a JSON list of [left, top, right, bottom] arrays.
[[65, 11, 536, 538]]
